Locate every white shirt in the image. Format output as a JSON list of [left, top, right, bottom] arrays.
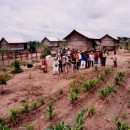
[[78, 53, 81, 60], [103, 53, 107, 57], [89, 54, 94, 61]]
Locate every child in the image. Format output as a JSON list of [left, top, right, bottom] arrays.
[[42, 56, 47, 73], [53, 57, 59, 75]]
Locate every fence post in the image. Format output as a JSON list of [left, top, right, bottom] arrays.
[[2, 51, 4, 65]]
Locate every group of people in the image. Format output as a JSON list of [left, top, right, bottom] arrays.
[[41, 48, 110, 75]]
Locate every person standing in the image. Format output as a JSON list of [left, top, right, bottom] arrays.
[[75, 52, 79, 70], [102, 51, 107, 66], [58, 55, 63, 74], [99, 50, 103, 65], [71, 54, 76, 73], [62, 56, 68, 74], [42, 56, 47, 73], [89, 52, 94, 67], [78, 51, 81, 68], [94, 50, 99, 64], [53, 57, 59, 75], [85, 51, 90, 68], [80, 52, 86, 69]]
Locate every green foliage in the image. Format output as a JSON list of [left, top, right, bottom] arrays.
[[0, 116, 5, 126], [98, 72, 105, 80], [99, 84, 115, 99], [54, 121, 65, 130], [76, 108, 87, 126], [82, 78, 99, 91], [26, 124, 34, 130], [46, 102, 54, 120], [88, 105, 96, 117], [69, 90, 78, 103], [94, 66, 98, 71], [28, 41, 42, 48], [11, 60, 23, 74], [0, 124, 11, 130], [39, 97, 45, 105], [9, 108, 19, 124], [31, 101, 38, 110], [104, 68, 110, 75], [114, 117, 130, 130], [22, 102, 29, 113], [42, 47, 51, 57], [0, 77, 7, 85], [114, 72, 125, 84]]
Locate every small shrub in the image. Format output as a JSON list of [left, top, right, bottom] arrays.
[[69, 90, 78, 103], [0, 116, 5, 125], [11, 60, 23, 74], [54, 121, 65, 129], [88, 105, 96, 117], [94, 66, 98, 71], [0, 124, 11, 130], [98, 72, 105, 80], [22, 102, 29, 113], [58, 89, 64, 95], [76, 107, 87, 125], [31, 101, 38, 110], [104, 68, 110, 75], [45, 102, 54, 120], [99, 84, 115, 99], [26, 124, 34, 130], [0, 77, 7, 94], [28, 73, 32, 79], [114, 117, 130, 130], [82, 81, 91, 91], [39, 98, 45, 105], [9, 108, 19, 124]]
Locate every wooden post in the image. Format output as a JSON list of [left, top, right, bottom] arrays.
[[7, 51, 10, 64], [26, 50, 28, 60], [36, 49, 37, 61], [31, 49, 33, 59], [20, 51, 23, 61], [2, 51, 4, 66], [14, 51, 17, 61]]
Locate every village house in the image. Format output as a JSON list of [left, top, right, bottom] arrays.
[[0, 37, 27, 51], [41, 37, 59, 48], [100, 34, 118, 50], [63, 29, 101, 51]]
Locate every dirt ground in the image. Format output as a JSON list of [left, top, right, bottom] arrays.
[[0, 49, 130, 130]]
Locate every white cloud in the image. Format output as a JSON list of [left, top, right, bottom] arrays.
[[0, 0, 130, 41]]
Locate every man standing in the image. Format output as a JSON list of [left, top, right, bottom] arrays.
[[102, 51, 107, 66]]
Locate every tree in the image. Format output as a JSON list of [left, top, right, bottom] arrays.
[[0, 76, 7, 94]]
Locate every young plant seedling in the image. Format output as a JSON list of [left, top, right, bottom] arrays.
[[45, 101, 55, 121], [9, 108, 19, 124], [88, 104, 96, 117], [21, 102, 29, 113]]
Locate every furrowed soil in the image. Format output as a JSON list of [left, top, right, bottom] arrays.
[[0, 49, 130, 130]]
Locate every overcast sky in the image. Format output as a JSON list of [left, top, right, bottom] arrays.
[[0, 0, 130, 41]]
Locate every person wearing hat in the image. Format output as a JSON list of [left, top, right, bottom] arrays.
[[89, 52, 94, 67]]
